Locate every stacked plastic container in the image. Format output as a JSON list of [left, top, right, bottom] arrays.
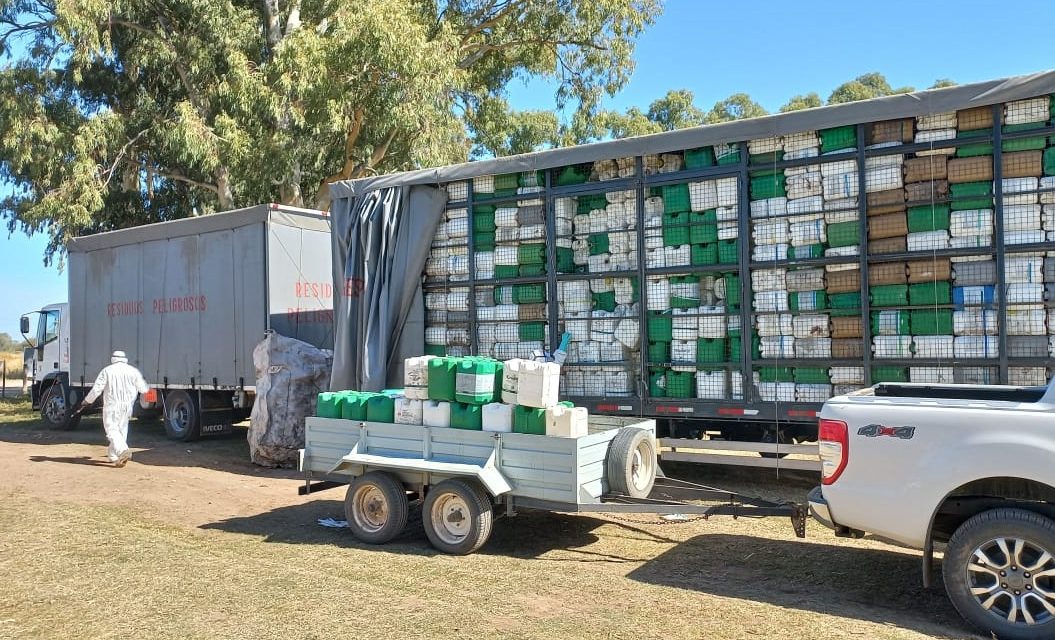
[[424, 181, 472, 358]]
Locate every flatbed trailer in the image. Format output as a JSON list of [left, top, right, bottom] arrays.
[[300, 416, 805, 554]]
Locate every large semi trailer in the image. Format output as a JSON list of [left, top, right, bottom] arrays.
[[331, 71, 1055, 455], [22, 204, 333, 439]]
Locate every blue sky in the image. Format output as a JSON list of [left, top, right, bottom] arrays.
[[3, 0, 1055, 339]]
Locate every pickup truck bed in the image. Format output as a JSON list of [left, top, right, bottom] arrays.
[[870, 383, 1047, 403]]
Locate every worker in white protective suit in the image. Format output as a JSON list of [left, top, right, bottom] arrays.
[[77, 351, 150, 467]]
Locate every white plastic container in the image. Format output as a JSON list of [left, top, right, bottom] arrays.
[[760, 335, 795, 358], [756, 313, 793, 337], [758, 382, 796, 402], [695, 370, 727, 399], [822, 170, 859, 200], [914, 128, 956, 155], [787, 195, 824, 216], [1006, 283, 1045, 304], [395, 398, 424, 425], [795, 337, 832, 358], [752, 243, 789, 262], [1004, 204, 1043, 231], [950, 209, 993, 237], [689, 180, 718, 211], [829, 366, 864, 385], [647, 277, 671, 311], [404, 355, 436, 400], [500, 358, 525, 404], [605, 368, 632, 395], [912, 336, 954, 359], [1009, 367, 1048, 386], [1005, 256, 1045, 283], [422, 400, 452, 428], [545, 405, 588, 438], [482, 403, 514, 433], [786, 268, 825, 292], [716, 177, 738, 207], [671, 339, 697, 363], [664, 244, 691, 267], [785, 171, 823, 200], [753, 290, 789, 312], [590, 311, 616, 343], [750, 197, 788, 219], [1005, 230, 1047, 245], [1041, 178, 1055, 205], [865, 165, 904, 193], [698, 306, 727, 339], [873, 336, 913, 358], [562, 369, 585, 396], [753, 219, 790, 245], [873, 311, 909, 336], [494, 245, 519, 265], [954, 309, 999, 335], [833, 384, 862, 396], [784, 131, 820, 152], [1005, 98, 1050, 125], [752, 268, 787, 292], [599, 341, 624, 362], [789, 219, 827, 247], [615, 318, 639, 349], [910, 367, 955, 384], [907, 230, 950, 252], [954, 336, 1000, 358], [796, 384, 832, 403], [917, 112, 957, 130], [793, 314, 830, 338], [1006, 305, 1047, 335], [517, 361, 561, 408]]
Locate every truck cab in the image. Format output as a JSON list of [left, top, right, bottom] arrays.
[[21, 302, 77, 426]]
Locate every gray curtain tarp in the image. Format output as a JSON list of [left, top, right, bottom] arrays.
[[329, 183, 446, 391]]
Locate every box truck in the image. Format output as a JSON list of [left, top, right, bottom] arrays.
[[21, 203, 333, 440]]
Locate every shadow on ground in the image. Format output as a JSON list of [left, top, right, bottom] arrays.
[[629, 532, 971, 638]]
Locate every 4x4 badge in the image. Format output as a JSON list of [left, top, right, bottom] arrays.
[[858, 424, 916, 439]]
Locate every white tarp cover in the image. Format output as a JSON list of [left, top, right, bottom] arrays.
[[248, 332, 333, 468]]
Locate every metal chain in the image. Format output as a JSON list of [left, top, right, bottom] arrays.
[[601, 512, 711, 526]]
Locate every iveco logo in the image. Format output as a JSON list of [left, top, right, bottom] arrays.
[[857, 424, 916, 439]]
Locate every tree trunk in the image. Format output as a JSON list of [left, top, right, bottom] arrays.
[[216, 166, 235, 210]]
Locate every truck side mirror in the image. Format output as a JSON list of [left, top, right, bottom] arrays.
[[20, 315, 30, 336]]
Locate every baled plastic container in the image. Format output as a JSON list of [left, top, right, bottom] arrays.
[[422, 400, 452, 428], [501, 358, 526, 404], [482, 402, 513, 433], [395, 398, 424, 425], [455, 357, 502, 405], [516, 361, 561, 408], [404, 355, 436, 400], [546, 404, 588, 438]]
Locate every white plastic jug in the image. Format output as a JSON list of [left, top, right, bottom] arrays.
[[795, 384, 832, 403], [422, 401, 452, 428], [517, 361, 561, 408], [482, 403, 514, 433], [395, 398, 423, 425], [912, 336, 954, 359], [546, 405, 588, 438], [501, 359, 525, 404], [695, 370, 727, 400], [910, 367, 955, 384], [404, 355, 436, 400]]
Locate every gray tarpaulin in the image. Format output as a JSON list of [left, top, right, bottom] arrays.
[[329, 183, 446, 391]]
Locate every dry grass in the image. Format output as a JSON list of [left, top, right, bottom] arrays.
[[0, 397, 34, 425], [1, 351, 23, 379]]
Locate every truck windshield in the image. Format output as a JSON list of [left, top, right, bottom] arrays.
[[38, 310, 59, 345]]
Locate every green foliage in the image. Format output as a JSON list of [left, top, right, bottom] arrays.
[[780, 92, 822, 113], [930, 78, 957, 89], [827, 72, 914, 104], [0, 0, 661, 262], [704, 93, 767, 124], [0, 332, 25, 352]]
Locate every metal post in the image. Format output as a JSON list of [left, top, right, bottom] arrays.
[[856, 124, 873, 385], [635, 156, 649, 413], [465, 180, 478, 356], [991, 104, 1008, 384], [736, 141, 755, 403], [544, 168, 559, 354], [2, 360, 6, 399]]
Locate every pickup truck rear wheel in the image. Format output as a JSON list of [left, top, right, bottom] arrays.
[[344, 472, 409, 544], [944, 508, 1055, 640], [422, 478, 493, 555]]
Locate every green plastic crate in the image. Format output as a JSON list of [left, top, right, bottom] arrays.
[[826, 221, 859, 248], [790, 290, 828, 311], [341, 391, 371, 420], [648, 313, 673, 341], [950, 197, 993, 211], [696, 338, 726, 364], [513, 405, 546, 435], [518, 243, 546, 265], [649, 367, 667, 397], [588, 233, 610, 256], [518, 171, 544, 188], [518, 322, 546, 342], [450, 402, 483, 430], [577, 194, 608, 215], [722, 274, 741, 307], [554, 165, 589, 186], [907, 204, 951, 232], [518, 264, 546, 277], [648, 340, 671, 363], [718, 240, 738, 264], [670, 275, 700, 309], [493, 264, 519, 280], [789, 244, 825, 259], [691, 243, 718, 265], [472, 204, 496, 217], [871, 310, 910, 336], [494, 187, 518, 198], [423, 345, 445, 357], [956, 129, 994, 157], [908, 281, 952, 305], [663, 210, 691, 246], [1045, 148, 1055, 176], [794, 367, 830, 384], [949, 181, 993, 198], [513, 283, 546, 304], [366, 394, 395, 423], [1002, 123, 1047, 152], [690, 224, 718, 245], [715, 144, 741, 166], [829, 292, 861, 311], [494, 173, 519, 191], [474, 229, 496, 244], [730, 335, 759, 361], [757, 367, 794, 383], [749, 151, 784, 166], [494, 286, 515, 304], [819, 125, 857, 153], [684, 147, 715, 169], [473, 212, 496, 233], [556, 247, 576, 273], [662, 184, 691, 214], [870, 284, 909, 307], [665, 369, 695, 398], [872, 367, 908, 383], [316, 392, 341, 418], [910, 309, 954, 335], [593, 291, 617, 312], [749, 173, 786, 200]]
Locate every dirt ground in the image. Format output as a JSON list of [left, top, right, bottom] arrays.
[[0, 398, 978, 639]]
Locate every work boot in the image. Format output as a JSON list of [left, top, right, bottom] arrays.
[[114, 449, 132, 467]]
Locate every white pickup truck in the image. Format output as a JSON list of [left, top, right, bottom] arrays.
[[809, 378, 1055, 640]]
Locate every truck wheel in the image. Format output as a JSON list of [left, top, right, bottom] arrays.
[[163, 390, 201, 441], [344, 472, 409, 544], [422, 478, 493, 555], [41, 383, 78, 430], [606, 427, 657, 498], [943, 508, 1055, 640]]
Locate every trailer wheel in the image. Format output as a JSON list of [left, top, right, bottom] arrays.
[[422, 478, 493, 555], [344, 472, 409, 545], [163, 390, 201, 441], [606, 427, 657, 499], [944, 508, 1055, 640]]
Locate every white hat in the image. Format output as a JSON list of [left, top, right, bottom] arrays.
[[111, 350, 128, 364]]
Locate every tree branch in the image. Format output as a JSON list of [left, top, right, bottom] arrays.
[[261, 0, 283, 51], [154, 169, 219, 194], [458, 39, 606, 69], [102, 128, 151, 187], [458, 0, 523, 47], [323, 108, 365, 183]]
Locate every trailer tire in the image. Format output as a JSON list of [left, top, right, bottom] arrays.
[[163, 390, 201, 441], [943, 508, 1055, 640], [422, 479, 493, 555], [344, 472, 409, 545], [606, 427, 657, 499]]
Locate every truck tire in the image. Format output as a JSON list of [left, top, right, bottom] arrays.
[[606, 427, 657, 499], [943, 507, 1055, 640], [41, 382, 78, 430], [344, 472, 409, 545], [163, 390, 201, 441], [422, 478, 493, 555]]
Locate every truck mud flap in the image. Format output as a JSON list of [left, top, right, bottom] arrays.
[[199, 409, 236, 437]]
